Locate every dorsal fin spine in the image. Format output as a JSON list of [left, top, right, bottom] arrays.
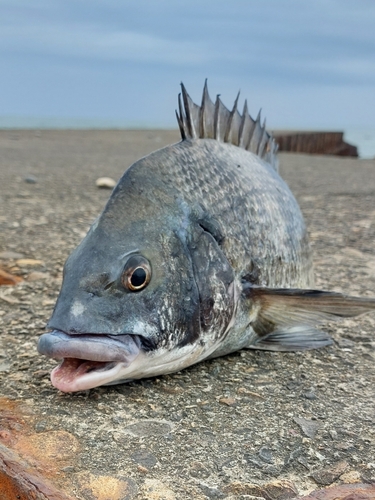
[[181, 83, 197, 139], [238, 100, 249, 148], [258, 119, 267, 156], [176, 94, 186, 140], [214, 95, 221, 140], [245, 109, 260, 151], [224, 91, 240, 144], [176, 82, 278, 171], [199, 82, 207, 138]]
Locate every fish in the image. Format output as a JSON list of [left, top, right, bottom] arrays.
[[37, 82, 375, 393]]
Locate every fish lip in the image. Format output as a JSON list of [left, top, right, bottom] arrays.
[[38, 330, 144, 392], [37, 329, 142, 363]]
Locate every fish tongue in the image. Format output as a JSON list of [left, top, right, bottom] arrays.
[[51, 358, 110, 392]]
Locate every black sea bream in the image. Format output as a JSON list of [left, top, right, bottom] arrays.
[[38, 83, 375, 392]]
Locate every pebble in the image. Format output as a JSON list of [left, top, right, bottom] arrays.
[[137, 465, 148, 473], [0, 360, 11, 372], [293, 417, 321, 438], [219, 397, 236, 406], [130, 449, 157, 468], [0, 251, 25, 260], [141, 479, 176, 500], [16, 258, 44, 267], [95, 176, 116, 188], [339, 470, 361, 483], [34, 421, 47, 432], [24, 175, 37, 184], [198, 483, 225, 498], [258, 446, 274, 464], [27, 271, 49, 281], [189, 461, 211, 479], [303, 390, 317, 400], [124, 419, 172, 437]]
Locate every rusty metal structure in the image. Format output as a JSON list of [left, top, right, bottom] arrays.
[[274, 131, 358, 157]]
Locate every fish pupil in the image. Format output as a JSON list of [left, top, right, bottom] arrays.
[[131, 267, 147, 288]]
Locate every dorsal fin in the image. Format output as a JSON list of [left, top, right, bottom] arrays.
[[176, 80, 279, 171]]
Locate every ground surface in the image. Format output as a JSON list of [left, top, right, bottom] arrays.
[[0, 130, 374, 500]]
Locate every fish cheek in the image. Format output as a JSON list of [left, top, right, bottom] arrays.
[[155, 235, 201, 349], [187, 227, 235, 338]]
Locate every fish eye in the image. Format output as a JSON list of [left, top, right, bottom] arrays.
[[122, 255, 151, 292]]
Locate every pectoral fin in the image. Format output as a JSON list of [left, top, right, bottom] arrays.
[[242, 285, 375, 351]]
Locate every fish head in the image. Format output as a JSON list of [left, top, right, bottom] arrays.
[[38, 150, 236, 392]]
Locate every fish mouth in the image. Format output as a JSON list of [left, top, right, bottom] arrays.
[[37, 330, 141, 392]]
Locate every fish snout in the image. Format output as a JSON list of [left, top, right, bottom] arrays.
[[37, 330, 141, 364]]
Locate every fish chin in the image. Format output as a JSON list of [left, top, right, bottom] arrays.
[[51, 359, 126, 392]]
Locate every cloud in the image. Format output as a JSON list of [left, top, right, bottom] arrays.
[[0, 19, 207, 66], [1, 0, 374, 81], [0, 0, 374, 127]]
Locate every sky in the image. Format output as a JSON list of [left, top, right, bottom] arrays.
[[1, 0, 375, 131]]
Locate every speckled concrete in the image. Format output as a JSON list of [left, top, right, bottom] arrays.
[[0, 130, 374, 499]]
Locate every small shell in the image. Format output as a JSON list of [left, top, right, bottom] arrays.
[[95, 177, 116, 189]]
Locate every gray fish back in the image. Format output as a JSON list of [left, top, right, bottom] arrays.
[[176, 81, 279, 172]]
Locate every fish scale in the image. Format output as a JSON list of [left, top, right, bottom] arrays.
[[37, 82, 375, 392], [138, 138, 311, 287]]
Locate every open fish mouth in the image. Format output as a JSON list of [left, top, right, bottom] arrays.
[[37, 330, 141, 392]]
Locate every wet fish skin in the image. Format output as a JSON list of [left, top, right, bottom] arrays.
[[47, 139, 308, 348], [37, 83, 375, 392]]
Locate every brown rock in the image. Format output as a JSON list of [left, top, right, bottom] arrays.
[[296, 482, 375, 499], [222, 482, 264, 497], [219, 397, 236, 406], [0, 268, 23, 286], [338, 470, 361, 483], [141, 479, 176, 500], [237, 387, 264, 398], [16, 431, 79, 463], [310, 461, 349, 486], [223, 480, 298, 499], [262, 479, 299, 499], [74, 472, 137, 500], [0, 442, 74, 500]]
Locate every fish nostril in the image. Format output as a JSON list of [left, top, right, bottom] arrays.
[[104, 281, 115, 291], [80, 274, 113, 295]]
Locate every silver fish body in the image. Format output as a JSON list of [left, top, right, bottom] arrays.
[[38, 83, 375, 392]]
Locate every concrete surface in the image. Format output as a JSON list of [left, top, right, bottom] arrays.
[[0, 130, 375, 499]]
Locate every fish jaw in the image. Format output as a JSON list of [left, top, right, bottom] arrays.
[[51, 359, 128, 392], [38, 330, 208, 392], [37, 330, 142, 392]]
